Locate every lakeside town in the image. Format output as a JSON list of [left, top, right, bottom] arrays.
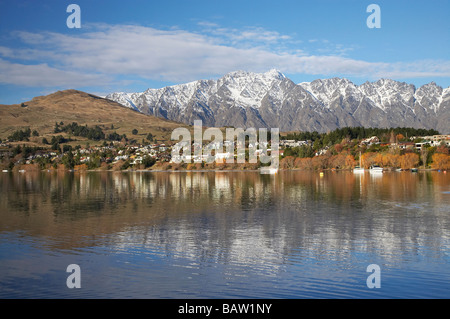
[[1, 123, 449, 172]]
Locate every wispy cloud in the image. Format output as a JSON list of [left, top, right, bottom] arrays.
[[0, 58, 108, 87], [0, 23, 449, 89], [197, 22, 294, 46]]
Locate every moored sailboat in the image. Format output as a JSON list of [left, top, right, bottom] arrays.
[[353, 152, 365, 173]]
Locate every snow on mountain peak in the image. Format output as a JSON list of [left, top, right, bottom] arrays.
[[213, 69, 289, 108], [298, 77, 358, 107], [264, 69, 286, 80], [414, 82, 444, 113], [105, 70, 449, 134]]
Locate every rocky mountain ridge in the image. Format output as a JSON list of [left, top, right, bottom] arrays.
[[106, 70, 450, 134]]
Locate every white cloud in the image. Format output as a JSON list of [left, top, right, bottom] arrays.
[[373, 59, 450, 79], [0, 58, 108, 87], [199, 24, 293, 45], [0, 24, 449, 88]]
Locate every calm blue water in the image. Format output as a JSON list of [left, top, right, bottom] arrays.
[[0, 170, 449, 298]]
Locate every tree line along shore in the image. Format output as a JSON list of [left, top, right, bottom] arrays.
[[1, 123, 449, 172]]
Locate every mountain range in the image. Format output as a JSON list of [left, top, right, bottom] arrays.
[[106, 69, 450, 134]]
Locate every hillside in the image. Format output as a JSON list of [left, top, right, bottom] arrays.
[[0, 89, 189, 144]]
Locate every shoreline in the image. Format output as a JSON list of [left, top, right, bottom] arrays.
[[3, 167, 447, 173]]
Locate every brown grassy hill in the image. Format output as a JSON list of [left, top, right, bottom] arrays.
[[0, 89, 190, 144]]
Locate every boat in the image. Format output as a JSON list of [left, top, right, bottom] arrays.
[[2, 169, 8, 173], [353, 152, 365, 173], [259, 167, 278, 174], [369, 165, 383, 173], [353, 166, 365, 173], [411, 168, 418, 172]]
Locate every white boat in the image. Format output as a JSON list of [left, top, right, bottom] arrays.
[[2, 169, 8, 173], [353, 152, 365, 173], [353, 167, 365, 173], [369, 165, 383, 173], [260, 167, 278, 174]]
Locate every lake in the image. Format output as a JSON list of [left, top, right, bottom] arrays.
[[0, 170, 449, 299]]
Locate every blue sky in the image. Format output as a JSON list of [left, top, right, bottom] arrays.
[[0, 0, 449, 104]]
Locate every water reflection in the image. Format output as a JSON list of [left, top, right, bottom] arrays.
[[0, 170, 449, 298]]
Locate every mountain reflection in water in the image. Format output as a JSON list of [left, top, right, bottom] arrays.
[[0, 170, 449, 298]]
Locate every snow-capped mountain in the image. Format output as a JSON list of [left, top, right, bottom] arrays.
[[106, 70, 450, 134]]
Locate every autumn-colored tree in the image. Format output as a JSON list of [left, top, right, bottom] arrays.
[[312, 155, 327, 170], [380, 153, 400, 168], [334, 143, 343, 153], [74, 164, 88, 171], [293, 157, 301, 168], [345, 155, 356, 168], [400, 153, 419, 169], [373, 153, 384, 166], [431, 153, 449, 170], [436, 144, 449, 155], [331, 154, 346, 168], [396, 133, 405, 142], [385, 154, 400, 168], [280, 156, 295, 169], [381, 154, 391, 167], [361, 152, 375, 168], [296, 157, 313, 170]]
